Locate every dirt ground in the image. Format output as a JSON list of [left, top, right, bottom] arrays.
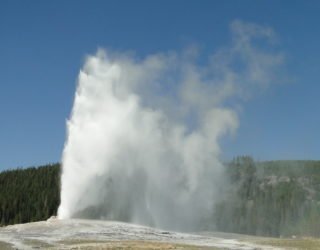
[[0, 241, 13, 250], [61, 240, 218, 250]]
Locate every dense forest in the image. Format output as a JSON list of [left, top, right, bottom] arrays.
[[0, 164, 60, 225], [214, 157, 320, 237], [0, 159, 320, 238]]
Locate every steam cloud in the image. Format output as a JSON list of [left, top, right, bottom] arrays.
[[58, 21, 283, 230]]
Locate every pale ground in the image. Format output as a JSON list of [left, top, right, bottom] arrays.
[[0, 218, 318, 249]]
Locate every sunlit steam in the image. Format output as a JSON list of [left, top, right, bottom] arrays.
[[58, 20, 283, 230]]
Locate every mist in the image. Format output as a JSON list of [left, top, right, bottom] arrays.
[[58, 20, 283, 231]]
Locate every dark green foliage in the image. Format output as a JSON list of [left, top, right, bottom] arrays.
[[214, 157, 320, 237], [0, 164, 60, 226]]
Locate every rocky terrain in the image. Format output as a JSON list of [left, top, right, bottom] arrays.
[[0, 218, 283, 249]]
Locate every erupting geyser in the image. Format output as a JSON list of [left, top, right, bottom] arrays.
[[58, 20, 283, 230]]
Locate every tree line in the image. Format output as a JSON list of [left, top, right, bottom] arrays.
[[214, 157, 320, 237], [1, 159, 320, 238], [0, 164, 60, 226]]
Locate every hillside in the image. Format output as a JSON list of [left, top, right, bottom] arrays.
[[0, 164, 60, 225], [215, 157, 320, 237], [0, 159, 320, 238]]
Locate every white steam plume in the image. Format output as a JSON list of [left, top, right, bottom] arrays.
[[58, 20, 283, 230]]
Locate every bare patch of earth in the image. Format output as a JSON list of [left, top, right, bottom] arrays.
[[254, 237, 320, 250], [60, 240, 218, 249], [0, 241, 13, 250]]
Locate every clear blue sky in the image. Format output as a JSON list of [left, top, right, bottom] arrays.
[[1, 0, 319, 170]]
